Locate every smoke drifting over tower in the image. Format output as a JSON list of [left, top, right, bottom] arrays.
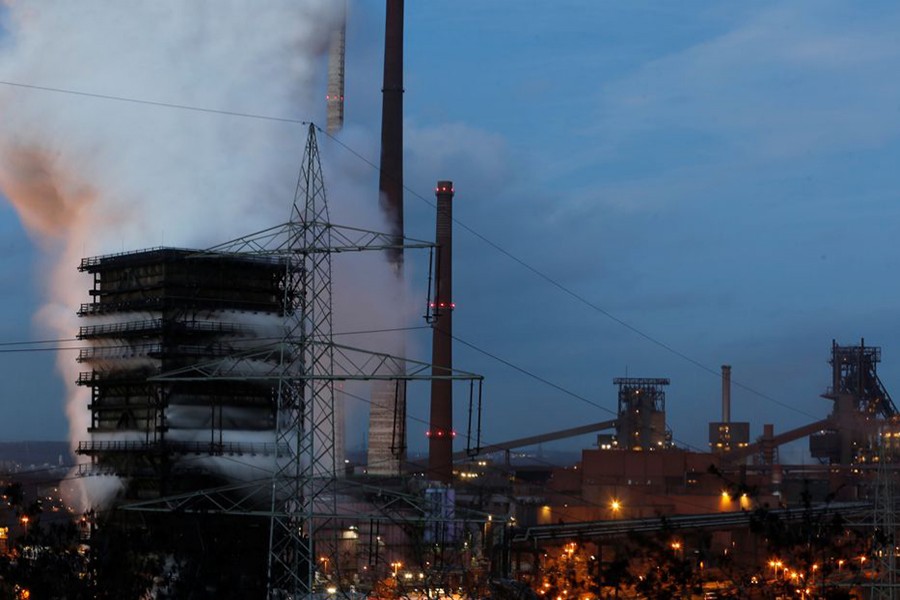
[[0, 2, 342, 508]]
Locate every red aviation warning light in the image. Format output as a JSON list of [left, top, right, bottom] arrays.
[[429, 301, 456, 310], [425, 429, 457, 438]]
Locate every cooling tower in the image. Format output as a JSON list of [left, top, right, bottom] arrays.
[[75, 248, 284, 498]]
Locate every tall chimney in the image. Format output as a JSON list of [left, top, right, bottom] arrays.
[[325, 2, 348, 475], [379, 0, 404, 265], [721, 364, 732, 423], [367, 0, 406, 476], [428, 181, 454, 483], [325, 1, 347, 135]]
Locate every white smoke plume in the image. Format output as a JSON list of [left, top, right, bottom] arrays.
[[0, 1, 344, 509]]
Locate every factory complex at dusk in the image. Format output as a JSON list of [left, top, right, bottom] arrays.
[[1, 2, 900, 599]]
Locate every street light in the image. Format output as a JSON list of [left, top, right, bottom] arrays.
[[769, 559, 783, 579]]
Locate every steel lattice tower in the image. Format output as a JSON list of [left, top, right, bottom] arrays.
[[873, 432, 898, 600], [263, 122, 337, 596], [133, 124, 484, 598], [168, 123, 337, 596]]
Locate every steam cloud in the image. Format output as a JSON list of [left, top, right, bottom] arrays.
[[0, 1, 348, 509]]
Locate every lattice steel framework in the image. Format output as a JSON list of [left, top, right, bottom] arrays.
[[872, 433, 898, 599], [825, 339, 897, 418], [266, 120, 335, 597], [141, 124, 484, 598]]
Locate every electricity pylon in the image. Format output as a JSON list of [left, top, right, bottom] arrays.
[[872, 430, 897, 599], [137, 124, 483, 598]]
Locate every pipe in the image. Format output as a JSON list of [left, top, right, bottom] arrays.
[[428, 181, 454, 483]]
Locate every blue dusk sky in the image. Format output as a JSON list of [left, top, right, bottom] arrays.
[[1, 2, 900, 461]]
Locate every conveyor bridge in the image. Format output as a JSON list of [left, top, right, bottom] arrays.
[[513, 501, 871, 543]]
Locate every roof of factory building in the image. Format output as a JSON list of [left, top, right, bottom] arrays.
[[79, 246, 284, 272]]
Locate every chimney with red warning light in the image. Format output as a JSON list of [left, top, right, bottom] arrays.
[[428, 181, 455, 483]]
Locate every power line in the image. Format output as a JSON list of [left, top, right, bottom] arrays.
[[319, 127, 824, 423], [0, 80, 308, 125], [24, 390, 726, 523], [0, 79, 822, 424], [448, 332, 713, 452], [0, 78, 833, 561], [0, 378, 783, 524], [0, 338, 78, 347], [451, 333, 617, 419], [0, 325, 429, 354]]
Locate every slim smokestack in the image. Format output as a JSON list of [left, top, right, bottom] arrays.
[[721, 364, 731, 423], [428, 181, 454, 483], [326, 2, 348, 474], [325, 1, 346, 135], [367, 0, 406, 476], [379, 0, 404, 266]]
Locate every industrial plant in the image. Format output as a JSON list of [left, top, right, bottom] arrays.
[[68, 234, 900, 598], [1, 2, 900, 600]]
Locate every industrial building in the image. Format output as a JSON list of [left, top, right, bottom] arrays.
[[69, 247, 293, 595], [54, 1, 900, 596], [61, 124, 900, 600], [453, 344, 900, 598], [75, 247, 285, 498], [810, 339, 899, 465], [612, 377, 672, 451]]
